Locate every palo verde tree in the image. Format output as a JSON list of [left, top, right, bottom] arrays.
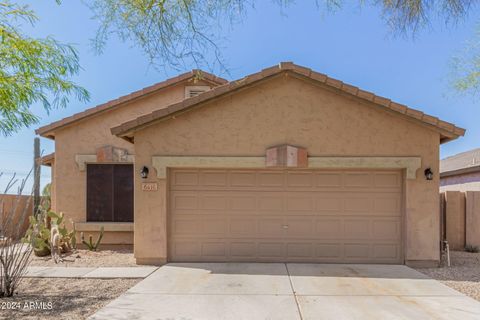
[[88, 0, 476, 90], [0, 1, 89, 136]]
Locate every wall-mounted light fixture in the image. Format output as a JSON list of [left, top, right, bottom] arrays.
[[140, 166, 149, 179], [424, 168, 433, 181]]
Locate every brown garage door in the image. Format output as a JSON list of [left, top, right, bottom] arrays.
[[168, 169, 403, 263]]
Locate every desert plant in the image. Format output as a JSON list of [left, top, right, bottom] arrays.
[[0, 172, 34, 297], [48, 211, 76, 252], [22, 212, 50, 257], [465, 245, 479, 253], [81, 226, 104, 251]]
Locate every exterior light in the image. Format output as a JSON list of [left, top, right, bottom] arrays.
[[424, 168, 433, 181], [140, 166, 149, 179]]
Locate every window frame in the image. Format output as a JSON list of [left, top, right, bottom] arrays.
[[86, 163, 134, 223]]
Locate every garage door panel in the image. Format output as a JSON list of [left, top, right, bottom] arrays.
[[171, 170, 199, 187], [171, 192, 198, 210], [200, 170, 228, 186], [343, 219, 371, 239], [287, 196, 314, 211], [201, 242, 226, 257], [231, 242, 256, 257], [344, 244, 371, 259], [258, 196, 284, 212], [315, 172, 343, 187], [315, 198, 342, 212], [172, 241, 200, 258], [374, 172, 402, 188], [315, 219, 342, 239], [230, 219, 257, 236], [258, 172, 285, 188], [373, 244, 400, 259], [287, 243, 313, 258], [230, 196, 256, 210], [200, 195, 228, 210], [258, 243, 284, 258], [372, 219, 401, 240], [315, 243, 342, 258], [172, 218, 199, 235], [229, 171, 257, 187], [287, 172, 314, 187], [344, 172, 374, 187], [285, 218, 314, 238], [169, 169, 403, 263], [203, 218, 228, 235], [344, 197, 374, 212], [258, 219, 284, 237]]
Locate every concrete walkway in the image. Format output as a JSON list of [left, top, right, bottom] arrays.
[[90, 263, 480, 320], [25, 266, 158, 278]]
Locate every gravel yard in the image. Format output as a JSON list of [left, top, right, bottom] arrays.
[[415, 251, 480, 301], [0, 278, 139, 320], [29, 248, 136, 267]]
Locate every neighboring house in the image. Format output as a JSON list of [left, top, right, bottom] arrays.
[[440, 148, 480, 192], [37, 62, 465, 267]]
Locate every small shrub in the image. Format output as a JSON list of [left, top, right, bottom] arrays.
[[465, 245, 479, 253], [81, 226, 104, 251], [0, 173, 33, 297]]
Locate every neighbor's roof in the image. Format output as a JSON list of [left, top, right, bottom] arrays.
[[36, 70, 228, 139], [440, 148, 480, 177], [37, 152, 55, 167], [111, 62, 465, 143]]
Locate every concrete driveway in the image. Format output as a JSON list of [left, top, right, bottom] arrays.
[[90, 263, 480, 320]]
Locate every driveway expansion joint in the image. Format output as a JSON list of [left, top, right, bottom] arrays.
[[285, 263, 304, 320]]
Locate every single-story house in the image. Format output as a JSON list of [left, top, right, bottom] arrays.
[[440, 148, 480, 192], [36, 62, 465, 267]]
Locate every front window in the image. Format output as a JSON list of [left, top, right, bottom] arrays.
[[86, 164, 133, 222]]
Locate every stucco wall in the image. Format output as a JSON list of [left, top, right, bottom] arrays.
[[51, 80, 213, 240], [133, 75, 441, 265]]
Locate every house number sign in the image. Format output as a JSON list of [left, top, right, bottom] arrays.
[[142, 182, 158, 191]]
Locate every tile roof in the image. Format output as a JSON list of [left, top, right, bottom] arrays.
[[440, 148, 480, 176], [37, 152, 54, 166], [111, 62, 465, 143], [36, 70, 227, 139]]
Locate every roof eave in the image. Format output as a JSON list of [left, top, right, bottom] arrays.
[[35, 69, 227, 138], [111, 63, 466, 142], [440, 164, 480, 178]]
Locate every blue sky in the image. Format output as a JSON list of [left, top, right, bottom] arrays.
[[1, 1, 479, 193]]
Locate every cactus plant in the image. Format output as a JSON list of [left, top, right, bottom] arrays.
[[23, 213, 51, 256], [47, 211, 76, 252], [81, 226, 104, 251]]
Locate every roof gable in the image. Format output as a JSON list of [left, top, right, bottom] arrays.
[[111, 62, 465, 144], [36, 69, 227, 139]]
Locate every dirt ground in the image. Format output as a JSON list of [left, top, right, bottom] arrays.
[[29, 248, 136, 267], [0, 278, 139, 320], [416, 251, 480, 301]]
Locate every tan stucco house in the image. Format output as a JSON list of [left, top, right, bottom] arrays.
[[37, 62, 465, 267]]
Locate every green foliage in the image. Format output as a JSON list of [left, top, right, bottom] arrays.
[[451, 33, 480, 95], [87, 0, 472, 73], [22, 210, 77, 256], [22, 212, 50, 256], [48, 211, 77, 252], [465, 244, 479, 253], [0, 1, 89, 135], [81, 226, 104, 251], [89, 0, 248, 72]]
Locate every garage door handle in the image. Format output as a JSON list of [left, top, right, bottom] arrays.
[[282, 225, 289, 229]]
